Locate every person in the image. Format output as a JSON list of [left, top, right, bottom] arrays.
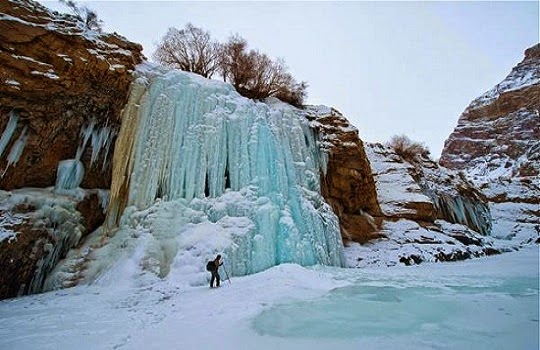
[[210, 254, 223, 288]]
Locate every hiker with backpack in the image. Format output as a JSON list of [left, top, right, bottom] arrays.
[[206, 254, 223, 288]]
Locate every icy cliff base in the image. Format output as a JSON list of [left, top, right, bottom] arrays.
[[0, 188, 107, 298], [49, 65, 345, 289]]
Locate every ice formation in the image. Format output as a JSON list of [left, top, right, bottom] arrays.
[[79, 119, 117, 170], [54, 119, 117, 191], [0, 110, 20, 160], [55, 159, 84, 191], [0, 188, 85, 294], [90, 65, 344, 282], [0, 111, 30, 176], [3, 126, 28, 174], [423, 189, 492, 236]]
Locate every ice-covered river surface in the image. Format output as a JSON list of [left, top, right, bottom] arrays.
[[1, 246, 538, 350]]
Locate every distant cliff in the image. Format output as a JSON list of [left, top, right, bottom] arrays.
[[440, 44, 539, 244], [440, 44, 539, 177]]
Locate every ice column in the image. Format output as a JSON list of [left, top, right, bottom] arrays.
[[424, 190, 492, 235], [55, 159, 85, 190]]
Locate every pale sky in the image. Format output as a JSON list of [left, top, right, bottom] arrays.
[[42, 1, 539, 159]]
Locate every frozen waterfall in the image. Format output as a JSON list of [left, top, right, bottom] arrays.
[[85, 65, 344, 284]]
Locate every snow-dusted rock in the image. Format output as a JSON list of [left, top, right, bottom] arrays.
[[0, 0, 143, 190], [0, 188, 107, 299], [440, 44, 539, 172], [349, 143, 499, 267], [441, 43, 539, 246]]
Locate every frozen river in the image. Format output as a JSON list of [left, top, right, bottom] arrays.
[[1, 246, 538, 350], [254, 248, 539, 349]]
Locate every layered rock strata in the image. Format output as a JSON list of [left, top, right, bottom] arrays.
[[441, 44, 539, 244], [0, 0, 143, 190], [346, 143, 499, 267]]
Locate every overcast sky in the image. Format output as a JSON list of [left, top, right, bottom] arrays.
[[42, 1, 539, 158]]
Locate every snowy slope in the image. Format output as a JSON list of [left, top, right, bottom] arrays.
[[0, 246, 537, 350]]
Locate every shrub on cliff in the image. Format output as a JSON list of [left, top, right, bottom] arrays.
[[218, 35, 307, 107], [387, 134, 430, 162], [154, 26, 307, 107]]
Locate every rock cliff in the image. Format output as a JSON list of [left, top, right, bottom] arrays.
[[440, 44, 539, 244], [440, 44, 539, 174], [306, 107, 383, 244], [344, 143, 499, 267], [0, 0, 141, 299], [0, 0, 143, 190]]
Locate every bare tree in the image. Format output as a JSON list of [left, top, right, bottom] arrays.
[[153, 24, 220, 78], [218, 35, 307, 106], [59, 0, 103, 32], [218, 35, 253, 89], [154, 27, 308, 106], [387, 134, 430, 162], [274, 80, 308, 108]]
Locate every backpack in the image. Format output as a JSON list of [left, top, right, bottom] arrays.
[[206, 260, 215, 272]]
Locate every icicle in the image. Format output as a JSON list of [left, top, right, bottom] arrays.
[[0, 110, 19, 159], [71, 118, 118, 169], [97, 189, 109, 213], [426, 191, 492, 235], [75, 119, 95, 160], [55, 159, 84, 191], [89, 124, 117, 167], [2, 126, 28, 176]]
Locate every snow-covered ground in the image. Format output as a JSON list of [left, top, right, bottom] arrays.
[[1, 245, 537, 350]]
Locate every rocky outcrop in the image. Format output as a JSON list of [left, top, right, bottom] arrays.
[[0, 0, 143, 190], [365, 144, 437, 223], [367, 143, 491, 234], [306, 106, 382, 244], [0, 0, 141, 299], [343, 143, 500, 267], [440, 44, 539, 244], [0, 188, 107, 299], [440, 44, 539, 173]]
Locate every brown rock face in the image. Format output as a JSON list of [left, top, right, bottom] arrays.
[[306, 107, 382, 243], [0, 0, 143, 190], [440, 44, 539, 243], [0, 0, 141, 299], [0, 220, 52, 298], [440, 44, 539, 174]]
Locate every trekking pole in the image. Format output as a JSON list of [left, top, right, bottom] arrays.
[[223, 263, 232, 284]]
